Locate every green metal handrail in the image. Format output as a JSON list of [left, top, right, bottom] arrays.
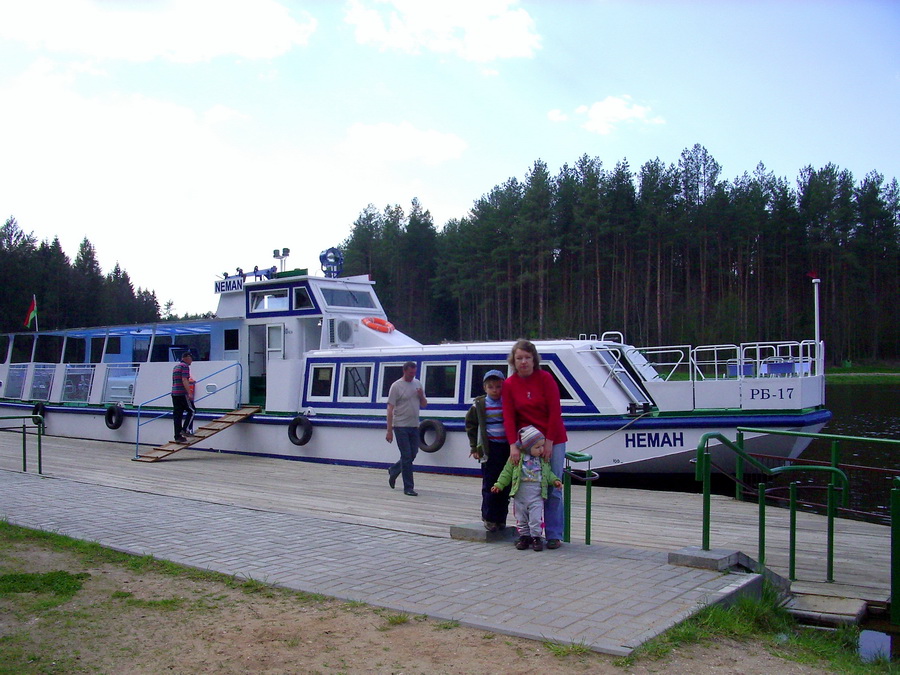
[[0, 414, 45, 474], [562, 451, 599, 544], [695, 431, 849, 580], [892, 477, 900, 626]]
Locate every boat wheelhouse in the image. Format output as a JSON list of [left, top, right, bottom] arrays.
[[0, 257, 830, 474]]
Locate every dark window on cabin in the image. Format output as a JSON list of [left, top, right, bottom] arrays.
[[224, 329, 239, 351], [64, 338, 86, 364], [540, 364, 575, 401], [321, 288, 376, 309], [106, 337, 121, 355], [310, 366, 333, 397], [0, 335, 8, 363], [34, 335, 63, 363], [341, 365, 372, 398], [424, 364, 457, 399], [90, 337, 105, 363], [150, 339, 172, 362], [380, 365, 404, 398], [294, 287, 314, 310], [469, 363, 508, 399], [11, 335, 34, 363]]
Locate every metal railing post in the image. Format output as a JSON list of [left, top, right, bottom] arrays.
[[789, 481, 797, 581], [735, 431, 744, 501], [36, 417, 43, 474], [21, 421, 26, 471], [702, 447, 711, 551], [562, 451, 596, 545], [892, 477, 900, 626], [757, 482, 766, 572], [827, 481, 836, 582]]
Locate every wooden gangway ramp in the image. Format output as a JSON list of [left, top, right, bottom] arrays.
[[133, 406, 261, 462]]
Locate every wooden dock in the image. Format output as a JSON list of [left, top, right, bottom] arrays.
[[1, 431, 890, 617]]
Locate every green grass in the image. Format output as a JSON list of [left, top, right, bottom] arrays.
[[0, 570, 89, 598], [617, 583, 895, 674]]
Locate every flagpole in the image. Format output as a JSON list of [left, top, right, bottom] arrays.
[[33, 294, 39, 332]]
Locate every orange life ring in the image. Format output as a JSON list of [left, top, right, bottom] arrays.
[[361, 316, 395, 333]]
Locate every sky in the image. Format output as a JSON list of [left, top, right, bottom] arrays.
[[1, 0, 897, 316]]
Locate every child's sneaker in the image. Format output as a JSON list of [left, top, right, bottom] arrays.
[[532, 537, 544, 551], [515, 535, 532, 550]]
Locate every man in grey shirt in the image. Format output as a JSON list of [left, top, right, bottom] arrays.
[[386, 361, 428, 496]]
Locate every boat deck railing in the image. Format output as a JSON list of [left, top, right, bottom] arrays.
[[630, 339, 821, 382], [133, 363, 243, 454]]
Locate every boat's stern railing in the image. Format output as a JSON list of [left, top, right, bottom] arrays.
[[133, 362, 243, 457]]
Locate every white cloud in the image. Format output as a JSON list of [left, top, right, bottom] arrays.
[[344, 0, 540, 62], [0, 0, 317, 62], [575, 95, 665, 135], [0, 59, 355, 313], [338, 121, 467, 165], [547, 108, 568, 122]]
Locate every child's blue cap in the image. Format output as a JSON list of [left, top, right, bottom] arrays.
[[483, 369, 505, 382]]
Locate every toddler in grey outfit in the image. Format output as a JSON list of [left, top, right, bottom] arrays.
[[492, 425, 562, 551]]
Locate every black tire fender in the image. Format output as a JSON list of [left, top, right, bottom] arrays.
[[418, 419, 446, 453], [104, 405, 124, 430], [288, 415, 313, 446], [31, 401, 46, 421]]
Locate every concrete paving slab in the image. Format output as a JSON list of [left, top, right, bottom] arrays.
[[0, 469, 760, 656]]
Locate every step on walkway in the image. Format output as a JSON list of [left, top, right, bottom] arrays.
[[0, 470, 758, 657]]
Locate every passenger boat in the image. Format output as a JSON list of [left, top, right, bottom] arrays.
[[0, 251, 830, 474]]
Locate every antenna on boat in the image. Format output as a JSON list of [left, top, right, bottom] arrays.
[[808, 271, 822, 371], [273, 248, 290, 273]]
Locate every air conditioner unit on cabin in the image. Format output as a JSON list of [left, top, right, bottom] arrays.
[[328, 318, 355, 347]]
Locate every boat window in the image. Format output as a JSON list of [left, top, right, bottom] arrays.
[[340, 363, 373, 400], [467, 363, 508, 399], [133, 338, 150, 363], [106, 337, 121, 355], [320, 287, 376, 309], [34, 335, 63, 363], [90, 337, 105, 363], [309, 365, 334, 399], [224, 329, 239, 351], [63, 338, 86, 364], [423, 363, 458, 400], [293, 287, 314, 310], [11, 335, 34, 363], [0, 335, 8, 363], [249, 288, 289, 313], [540, 364, 576, 402], [379, 364, 405, 399]]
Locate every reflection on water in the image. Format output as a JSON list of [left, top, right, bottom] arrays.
[[806, 383, 900, 469], [800, 383, 900, 520]]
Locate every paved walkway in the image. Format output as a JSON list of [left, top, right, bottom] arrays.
[[0, 469, 757, 656]]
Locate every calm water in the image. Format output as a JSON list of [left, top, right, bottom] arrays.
[[805, 383, 900, 469], [800, 383, 900, 521]]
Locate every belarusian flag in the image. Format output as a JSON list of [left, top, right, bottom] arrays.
[[23, 295, 37, 328]]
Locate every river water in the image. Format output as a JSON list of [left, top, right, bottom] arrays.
[[806, 382, 900, 468], [800, 382, 900, 521]]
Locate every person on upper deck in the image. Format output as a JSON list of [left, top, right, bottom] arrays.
[[502, 339, 568, 549]]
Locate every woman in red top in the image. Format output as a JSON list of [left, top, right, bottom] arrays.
[[502, 339, 568, 549]]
